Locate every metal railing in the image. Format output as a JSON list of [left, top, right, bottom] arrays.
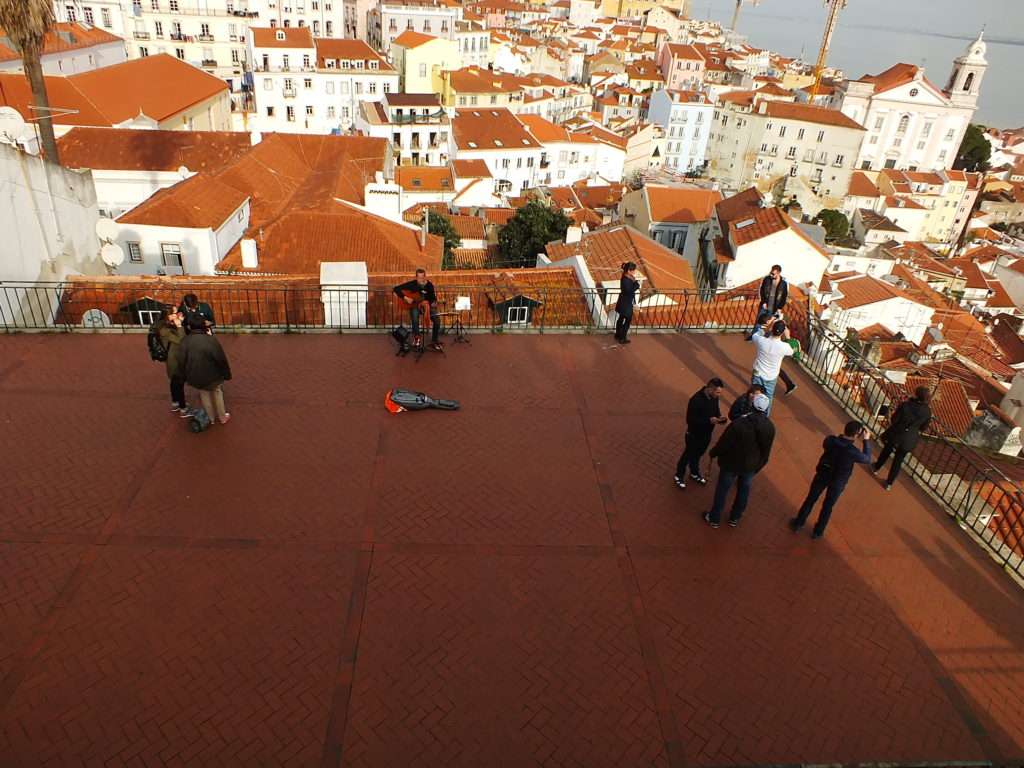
[[796, 314, 1023, 578]]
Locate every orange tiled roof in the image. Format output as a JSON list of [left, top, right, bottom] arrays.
[[453, 108, 540, 151], [314, 38, 394, 70], [56, 128, 252, 173], [250, 26, 314, 48], [452, 158, 492, 178], [646, 185, 722, 224], [518, 113, 570, 143], [117, 173, 248, 229], [448, 214, 486, 240], [828, 274, 922, 311], [849, 171, 881, 198], [0, 22, 122, 62], [395, 165, 455, 192], [392, 30, 437, 49], [762, 101, 865, 130]]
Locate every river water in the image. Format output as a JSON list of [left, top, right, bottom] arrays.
[[695, 0, 1024, 128]]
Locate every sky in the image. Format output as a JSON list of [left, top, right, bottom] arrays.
[[695, 0, 1024, 128]]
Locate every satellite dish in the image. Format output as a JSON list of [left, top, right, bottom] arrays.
[[81, 309, 112, 328], [0, 106, 28, 144], [95, 218, 119, 242], [101, 242, 125, 267]]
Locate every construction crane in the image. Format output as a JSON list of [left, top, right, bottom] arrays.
[[809, 0, 848, 102], [730, 0, 760, 33]]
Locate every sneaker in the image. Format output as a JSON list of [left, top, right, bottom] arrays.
[[870, 465, 879, 476], [218, 413, 231, 425], [170, 403, 181, 412], [674, 475, 686, 489], [179, 408, 194, 418], [885, 483, 892, 491], [691, 474, 708, 486], [785, 384, 798, 396], [727, 519, 739, 528], [702, 512, 719, 529], [788, 517, 802, 532], [430, 342, 444, 352]]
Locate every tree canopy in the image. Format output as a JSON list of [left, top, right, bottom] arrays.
[[815, 209, 850, 241], [954, 123, 991, 173], [426, 212, 462, 269], [498, 200, 571, 268]]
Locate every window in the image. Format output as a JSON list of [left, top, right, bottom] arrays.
[[507, 306, 529, 325], [263, 78, 272, 90], [938, 150, 947, 162], [169, 0, 178, 9], [759, 142, 769, 154], [284, 78, 294, 91], [282, 55, 290, 69], [267, 106, 275, 116], [423, 20, 430, 32], [200, 23, 211, 37], [833, 154, 844, 167], [368, 81, 376, 94], [327, 105, 335, 118], [922, 121, 932, 138], [154, 20, 163, 36], [341, 106, 349, 118], [101, 8, 111, 26], [127, 242, 143, 263], [869, 135, 878, 145], [501, 158, 510, 169], [139, 46, 150, 56], [897, 115, 909, 134], [945, 129, 956, 141], [325, 20, 332, 35], [803, 149, 814, 162], [419, 63, 427, 78], [490, 95, 497, 105], [232, 48, 240, 64], [313, 20, 320, 34], [816, 130, 825, 143], [171, 21, 182, 36], [306, 105, 314, 116], [174, 47, 184, 59], [160, 243, 182, 267], [916, 141, 926, 150], [303, 54, 311, 68], [326, 81, 335, 94], [779, 125, 786, 138], [304, 77, 312, 89], [963, 72, 974, 91], [786, 146, 796, 159], [286, 105, 295, 121], [83, 6, 94, 25]]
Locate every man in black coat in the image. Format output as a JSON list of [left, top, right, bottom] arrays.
[[728, 384, 764, 421], [179, 326, 233, 425], [393, 268, 442, 350], [790, 420, 872, 539], [674, 378, 727, 488], [177, 293, 216, 334], [704, 393, 775, 528], [873, 385, 932, 490]]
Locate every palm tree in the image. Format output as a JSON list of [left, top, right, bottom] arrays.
[[0, 0, 60, 163]]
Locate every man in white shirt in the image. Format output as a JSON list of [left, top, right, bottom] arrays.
[[750, 319, 797, 412]]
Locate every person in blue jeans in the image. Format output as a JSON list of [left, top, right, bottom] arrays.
[[750, 320, 796, 413], [790, 420, 872, 539], [704, 394, 775, 528]]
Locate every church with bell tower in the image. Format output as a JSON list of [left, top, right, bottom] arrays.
[[831, 31, 988, 173]]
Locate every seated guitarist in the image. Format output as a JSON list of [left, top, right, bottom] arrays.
[[392, 268, 443, 351]]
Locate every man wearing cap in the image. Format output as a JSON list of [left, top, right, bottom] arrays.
[[704, 393, 775, 528], [750, 319, 797, 412]]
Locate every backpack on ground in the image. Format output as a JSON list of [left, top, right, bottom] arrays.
[[188, 407, 212, 433], [147, 326, 168, 362]]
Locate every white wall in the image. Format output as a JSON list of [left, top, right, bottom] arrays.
[[0, 40, 128, 75], [92, 168, 192, 219], [453, 147, 541, 194], [724, 228, 829, 291], [0, 143, 104, 282], [826, 295, 934, 345], [113, 222, 217, 276]]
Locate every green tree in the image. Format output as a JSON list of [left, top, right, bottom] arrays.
[[815, 209, 850, 241], [0, 0, 60, 163], [954, 123, 991, 173], [498, 200, 571, 268], [426, 212, 462, 269]]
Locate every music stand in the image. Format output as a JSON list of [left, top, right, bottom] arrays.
[[449, 296, 471, 344]]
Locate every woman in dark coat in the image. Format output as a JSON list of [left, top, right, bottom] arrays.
[[614, 261, 640, 344], [873, 385, 932, 490], [158, 309, 188, 413]]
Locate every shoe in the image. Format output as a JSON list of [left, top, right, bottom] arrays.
[[179, 408, 194, 418], [885, 483, 892, 491], [218, 413, 231, 425], [171, 403, 181, 412], [674, 475, 686, 489], [702, 512, 720, 529], [811, 531, 824, 540], [727, 519, 739, 528], [430, 342, 444, 352], [691, 474, 708, 486], [870, 465, 879, 476], [785, 385, 798, 396], [788, 517, 802, 532]]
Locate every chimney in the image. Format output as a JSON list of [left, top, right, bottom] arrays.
[[241, 238, 258, 269], [420, 206, 429, 250], [250, 130, 262, 145], [565, 226, 583, 244]]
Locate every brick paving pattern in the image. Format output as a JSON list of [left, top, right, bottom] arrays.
[[1, 332, 1023, 767]]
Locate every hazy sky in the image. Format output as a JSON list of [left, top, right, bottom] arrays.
[[696, 0, 1024, 127]]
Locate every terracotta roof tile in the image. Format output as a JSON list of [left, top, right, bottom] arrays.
[[453, 108, 539, 151], [56, 128, 252, 173], [715, 187, 762, 228], [395, 165, 455, 191], [392, 30, 437, 48], [0, 22, 122, 62], [250, 26, 314, 48], [314, 38, 394, 70], [117, 173, 248, 229], [762, 101, 865, 130], [646, 185, 722, 224], [452, 158, 491, 178], [849, 171, 881, 198], [448, 214, 486, 240]]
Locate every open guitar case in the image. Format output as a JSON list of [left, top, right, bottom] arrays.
[[385, 388, 460, 413]]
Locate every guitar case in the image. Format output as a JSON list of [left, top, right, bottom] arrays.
[[385, 388, 460, 413]]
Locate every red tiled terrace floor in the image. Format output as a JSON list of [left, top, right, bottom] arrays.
[[1, 332, 1023, 767]]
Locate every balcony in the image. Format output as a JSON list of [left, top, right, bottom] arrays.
[[1, 284, 1023, 766], [169, 32, 189, 41], [202, 58, 217, 67], [282, 88, 296, 98], [133, 31, 151, 39], [196, 33, 214, 42]]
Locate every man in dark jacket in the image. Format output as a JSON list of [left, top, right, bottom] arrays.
[[728, 384, 764, 421], [790, 420, 872, 539], [872, 385, 932, 489], [179, 326, 233, 425], [177, 293, 216, 334], [675, 377, 727, 488], [393, 268, 442, 350], [704, 393, 775, 528]]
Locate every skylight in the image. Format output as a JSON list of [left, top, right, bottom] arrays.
[[468, 141, 477, 148], [735, 219, 756, 230], [494, 139, 503, 147]]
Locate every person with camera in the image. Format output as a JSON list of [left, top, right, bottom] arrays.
[[674, 377, 728, 488], [179, 322, 232, 425], [157, 308, 189, 415], [790, 420, 873, 539], [750, 319, 797, 413], [177, 293, 216, 334], [746, 265, 797, 395]]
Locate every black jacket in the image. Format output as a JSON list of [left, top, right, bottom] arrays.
[[393, 279, 437, 304], [728, 393, 754, 421], [710, 412, 775, 474], [179, 333, 232, 389], [178, 301, 215, 334], [815, 435, 872, 484], [615, 276, 640, 317], [759, 276, 788, 313], [882, 398, 932, 450], [686, 388, 721, 436]]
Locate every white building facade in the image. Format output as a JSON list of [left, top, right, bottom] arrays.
[[646, 89, 713, 173]]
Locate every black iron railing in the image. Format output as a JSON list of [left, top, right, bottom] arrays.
[[0, 281, 764, 334], [798, 314, 1023, 578]]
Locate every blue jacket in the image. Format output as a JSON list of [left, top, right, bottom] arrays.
[[815, 435, 872, 484]]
